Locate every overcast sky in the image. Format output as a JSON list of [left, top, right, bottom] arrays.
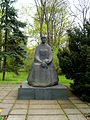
[[14, 0, 76, 24], [14, 0, 90, 25]]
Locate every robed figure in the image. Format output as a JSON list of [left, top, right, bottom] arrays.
[[27, 37, 58, 87]]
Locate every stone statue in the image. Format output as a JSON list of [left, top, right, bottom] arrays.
[[27, 37, 58, 87], [18, 37, 68, 100]]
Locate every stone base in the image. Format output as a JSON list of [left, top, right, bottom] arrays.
[[18, 81, 68, 100]]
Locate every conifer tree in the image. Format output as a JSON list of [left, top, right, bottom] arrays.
[[57, 21, 90, 101], [1, 0, 27, 80]]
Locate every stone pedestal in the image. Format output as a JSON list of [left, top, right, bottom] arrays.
[[18, 81, 68, 100]]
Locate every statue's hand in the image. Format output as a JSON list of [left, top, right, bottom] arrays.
[[41, 61, 48, 68], [43, 59, 49, 64]]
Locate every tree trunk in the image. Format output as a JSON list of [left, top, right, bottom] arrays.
[[3, 27, 7, 80], [3, 0, 8, 80], [0, 26, 2, 71], [15, 70, 19, 75], [54, 22, 57, 45], [50, 18, 53, 45], [47, 21, 50, 45], [3, 56, 6, 80], [40, 0, 44, 39], [0, 30, 3, 72]]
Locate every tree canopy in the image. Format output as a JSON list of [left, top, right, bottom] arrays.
[[0, 0, 27, 80], [57, 21, 90, 101], [29, 0, 70, 46]]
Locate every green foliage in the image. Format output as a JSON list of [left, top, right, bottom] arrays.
[[29, 13, 47, 45], [0, 72, 28, 84], [52, 46, 62, 75], [57, 21, 90, 102], [59, 75, 73, 85], [0, 0, 27, 76], [29, 0, 69, 46], [0, 24, 1, 58], [24, 48, 35, 72], [0, 26, 1, 46]]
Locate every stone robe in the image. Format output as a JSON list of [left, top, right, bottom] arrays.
[[27, 43, 58, 87]]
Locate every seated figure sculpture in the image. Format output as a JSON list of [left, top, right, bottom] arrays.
[[27, 37, 58, 87]]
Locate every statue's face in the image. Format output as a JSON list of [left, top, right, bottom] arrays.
[[42, 37, 46, 44]]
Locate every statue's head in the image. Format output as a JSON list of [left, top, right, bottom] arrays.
[[41, 36, 46, 44]]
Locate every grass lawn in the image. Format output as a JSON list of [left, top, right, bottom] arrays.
[[0, 72, 28, 84], [59, 75, 73, 86], [0, 72, 73, 85]]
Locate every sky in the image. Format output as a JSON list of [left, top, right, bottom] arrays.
[[14, 0, 90, 25], [14, 0, 36, 23], [14, 0, 76, 24]]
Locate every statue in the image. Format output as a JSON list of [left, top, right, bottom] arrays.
[[27, 37, 58, 87], [18, 37, 68, 100]]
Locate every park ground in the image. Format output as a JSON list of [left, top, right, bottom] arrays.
[[0, 72, 90, 120]]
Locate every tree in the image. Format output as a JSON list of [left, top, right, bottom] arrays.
[[69, 0, 90, 28], [24, 47, 35, 72], [57, 21, 90, 101], [30, 0, 69, 46], [44, 0, 69, 45], [1, 0, 27, 80], [0, 7, 2, 71], [34, 0, 46, 39]]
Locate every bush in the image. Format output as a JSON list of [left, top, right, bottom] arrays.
[[52, 46, 62, 75], [24, 48, 35, 72], [57, 21, 90, 101]]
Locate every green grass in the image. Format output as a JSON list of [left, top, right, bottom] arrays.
[[0, 72, 73, 85], [59, 75, 73, 86], [0, 72, 28, 84]]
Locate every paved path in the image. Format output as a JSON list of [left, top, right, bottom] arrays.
[[0, 84, 90, 120]]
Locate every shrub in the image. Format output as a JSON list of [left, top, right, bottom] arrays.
[[57, 21, 90, 102]]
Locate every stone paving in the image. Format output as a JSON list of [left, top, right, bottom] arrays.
[[0, 84, 90, 120]]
